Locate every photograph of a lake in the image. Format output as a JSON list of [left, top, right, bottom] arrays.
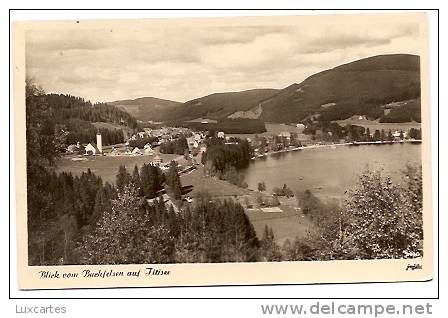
[[241, 143, 421, 201]]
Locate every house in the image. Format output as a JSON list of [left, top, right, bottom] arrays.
[[217, 131, 225, 139], [132, 147, 143, 155], [392, 130, 407, 140], [147, 193, 170, 204], [109, 147, 120, 156], [144, 147, 154, 155], [279, 131, 291, 139], [66, 144, 78, 153], [152, 155, 163, 165], [85, 143, 100, 155], [124, 147, 132, 154]]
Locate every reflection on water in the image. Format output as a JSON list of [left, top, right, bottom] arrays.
[[241, 143, 421, 201]]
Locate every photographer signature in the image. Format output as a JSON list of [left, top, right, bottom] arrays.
[[406, 263, 423, 271]]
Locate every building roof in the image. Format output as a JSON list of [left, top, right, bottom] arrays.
[[85, 143, 99, 152]]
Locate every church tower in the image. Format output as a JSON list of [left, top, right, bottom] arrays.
[[96, 132, 102, 154]]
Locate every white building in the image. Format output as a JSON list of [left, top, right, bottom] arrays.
[[144, 147, 154, 155], [296, 123, 306, 132], [132, 147, 143, 155], [217, 131, 225, 138], [96, 133, 103, 154], [85, 143, 100, 155]]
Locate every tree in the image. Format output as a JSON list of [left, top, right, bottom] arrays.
[[58, 213, 77, 264], [342, 168, 423, 259], [91, 187, 111, 225], [166, 161, 182, 200], [373, 129, 381, 142], [257, 181, 266, 192], [131, 165, 142, 196], [116, 165, 131, 192], [380, 129, 386, 142], [387, 130, 394, 141], [140, 164, 164, 199], [77, 187, 176, 264], [26, 79, 67, 265], [259, 225, 282, 261], [365, 128, 371, 142]]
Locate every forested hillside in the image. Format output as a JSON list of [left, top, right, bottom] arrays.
[[42, 93, 137, 146], [257, 54, 421, 122]]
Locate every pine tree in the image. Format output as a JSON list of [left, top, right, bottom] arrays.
[[166, 161, 182, 200], [77, 187, 175, 264], [116, 165, 131, 193], [380, 129, 386, 142], [387, 130, 394, 141], [91, 187, 111, 225], [131, 165, 142, 196]]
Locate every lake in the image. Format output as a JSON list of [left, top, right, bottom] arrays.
[[241, 143, 421, 201]]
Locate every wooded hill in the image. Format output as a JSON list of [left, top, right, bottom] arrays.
[[39, 93, 138, 146], [113, 54, 421, 124], [109, 96, 182, 122]]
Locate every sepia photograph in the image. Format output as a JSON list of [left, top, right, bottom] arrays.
[[13, 12, 433, 289]]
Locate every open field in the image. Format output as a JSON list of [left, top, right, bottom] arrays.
[[180, 166, 251, 197], [245, 205, 313, 244], [57, 152, 181, 184], [181, 167, 313, 244]]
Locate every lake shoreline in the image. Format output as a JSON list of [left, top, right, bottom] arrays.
[[250, 139, 423, 160]]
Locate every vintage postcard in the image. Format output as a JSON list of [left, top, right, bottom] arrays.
[[13, 12, 433, 289]]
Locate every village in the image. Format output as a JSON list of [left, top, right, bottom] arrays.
[[63, 119, 422, 177], [59, 120, 422, 244]]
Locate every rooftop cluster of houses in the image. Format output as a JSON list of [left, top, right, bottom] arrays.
[[109, 143, 156, 156], [66, 133, 104, 156], [127, 126, 192, 145]]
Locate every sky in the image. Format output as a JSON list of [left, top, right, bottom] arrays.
[[25, 15, 422, 103]]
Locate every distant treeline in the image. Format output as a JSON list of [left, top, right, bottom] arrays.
[[379, 99, 421, 123], [316, 81, 421, 122], [202, 138, 252, 172], [159, 136, 189, 155], [45, 93, 137, 128], [64, 119, 125, 146], [168, 118, 267, 134], [303, 121, 422, 142], [201, 138, 251, 188]]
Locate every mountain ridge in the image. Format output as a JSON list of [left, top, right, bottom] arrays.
[[109, 54, 421, 124]]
